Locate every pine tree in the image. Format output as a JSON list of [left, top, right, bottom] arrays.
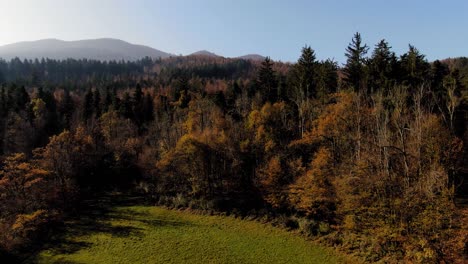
[[368, 39, 396, 93], [297, 46, 317, 99], [83, 89, 94, 120], [134, 83, 143, 106], [343, 32, 369, 93], [315, 59, 338, 100], [399, 45, 430, 88], [103, 87, 113, 113], [0, 86, 6, 117], [93, 89, 101, 117], [257, 57, 277, 103], [36, 87, 58, 135], [60, 89, 74, 129], [119, 92, 133, 119], [142, 93, 154, 123], [12, 85, 30, 112], [133, 84, 144, 125], [111, 87, 120, 111]]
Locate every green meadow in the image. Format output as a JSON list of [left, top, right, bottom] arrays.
[[30, 196, 350, 264]]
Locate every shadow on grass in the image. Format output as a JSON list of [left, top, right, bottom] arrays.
[[23, 194, 153, 263]]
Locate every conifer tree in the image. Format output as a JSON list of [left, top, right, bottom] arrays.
[[343, 32, 369, 92], [12, 85, 30, 112], [83, 89, 94, 120], [297, 46, 317, 99], [399, 44, 430, 88], [257, 57, 277, 103], [133, 84, 144, 125], [142, 93, 154, 123], [103, 87, 113, 113], [59, 89, 74, 129], [120, 92, 133, 119], [0, 86, 6, 117], [93, 89, 101, 117], [368, 39, 396, 93]]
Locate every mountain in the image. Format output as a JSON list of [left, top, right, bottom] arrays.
[[0, 38, 173, 61], [237, 54, 266, 61], [189, 51, 267, 61], [0, 38, 267, 62], [190, 50, 221, 58]]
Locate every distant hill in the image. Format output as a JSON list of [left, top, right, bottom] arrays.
[[190, 50, 222, 58], [189, 51, 266, 61], [237, 54, 266, 61], [0, 38, 267, 62], [0, 38, 174, 61]]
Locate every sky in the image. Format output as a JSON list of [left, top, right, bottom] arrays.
[[0, 0, 466, 63]]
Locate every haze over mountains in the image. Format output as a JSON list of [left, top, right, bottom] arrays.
[[0, 38, 265, 61]]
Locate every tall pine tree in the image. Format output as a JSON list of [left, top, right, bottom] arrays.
[[296, 46, 317, 99], [257, 57, 277, 103], [368, 39, 397, 94], [343, 32, 369, 93]]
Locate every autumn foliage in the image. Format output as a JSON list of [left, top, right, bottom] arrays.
[[0, 34, 466, 263]]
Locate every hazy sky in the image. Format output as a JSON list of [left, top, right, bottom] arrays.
[[0, 0, 466, 62]]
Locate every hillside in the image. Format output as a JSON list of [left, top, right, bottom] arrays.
[[190, 50, 222, 58], [237, 54, 266, 61], [0, 38, 173, 61], [0, 39, 267, 62]]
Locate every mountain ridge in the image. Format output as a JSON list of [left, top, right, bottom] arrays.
[[0, 38, 265, 62], [0, 38, 174, 61]]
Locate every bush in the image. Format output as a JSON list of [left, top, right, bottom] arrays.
[[172, 194, 188, 208], [297, 218, 317, 236]]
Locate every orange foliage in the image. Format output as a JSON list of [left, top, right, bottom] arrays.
[[289, 147, 335, 219]]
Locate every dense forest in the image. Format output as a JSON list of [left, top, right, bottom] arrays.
[[0, 33, 467, 263]]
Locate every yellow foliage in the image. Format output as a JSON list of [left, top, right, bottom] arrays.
[[12, 210, 47, 231], [258, 155, 286, 208], [291, 91, 357, 147], [259, 156, 282, 187], [289, 147, 335, 218]]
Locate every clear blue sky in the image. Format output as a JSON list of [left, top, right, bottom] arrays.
[[0, 0, 466, 63]]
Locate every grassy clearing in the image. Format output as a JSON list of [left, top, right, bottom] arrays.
[[30, 196, 350, 264]]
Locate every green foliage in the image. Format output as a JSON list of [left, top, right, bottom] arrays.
[[368, 39, 397, 93], [256, 57, 278, 103], [343, 32, 369, 92]]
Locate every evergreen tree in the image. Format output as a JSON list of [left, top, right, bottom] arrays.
[[103, 87, 113, 113], [142, 93, 154, 123], [399, 45, 430, 87], [296, 46, 317, 99], [111, 87, 120, 111], [37, 87, 59, 135], [343, 32, 369, 92], [134, 83, 143, 106], [0, 86, 6, 117], [59, 89, 74, 129], [83, 89, 94, 120], [212, 90, 227, 110], [315, 60, 338, 100], [224, 81, 242, 114], [119, 92, 133, 119], [12, 85, 30, 112], [368, 39, 396, 93], [93, 89, 101, 117], [257, 57, 277, 103], [133, 84, 144, 125]]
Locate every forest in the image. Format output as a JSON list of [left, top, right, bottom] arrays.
[[0, 33, 467, 263]]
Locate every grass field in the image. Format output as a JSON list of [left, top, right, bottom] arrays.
[[30, 196, 349, 264]]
